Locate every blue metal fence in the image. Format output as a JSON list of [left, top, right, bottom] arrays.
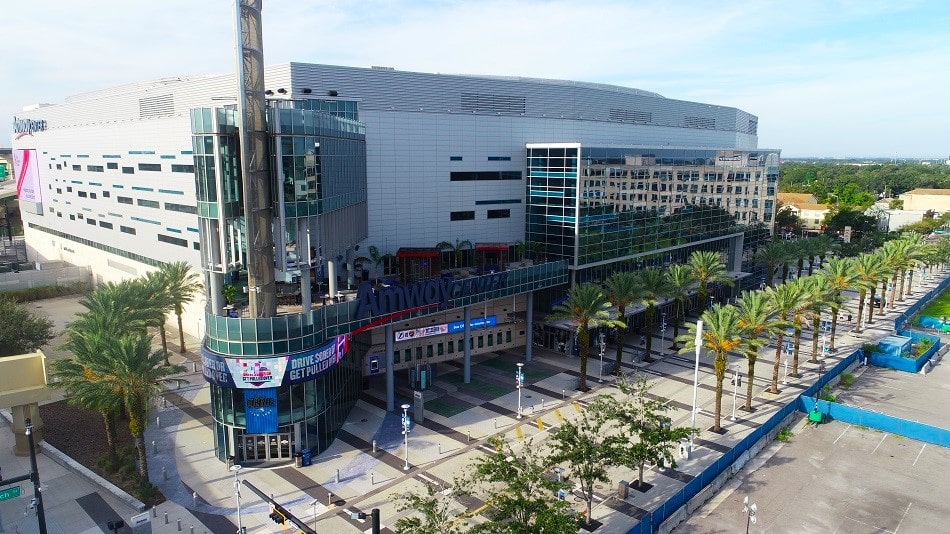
[[894, 273, 950, 331], [800, 397, 950, 447]]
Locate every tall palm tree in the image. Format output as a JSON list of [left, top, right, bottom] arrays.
[[637, 267, 672, 362], [436, 239, 473, 269], [666, 264, 697, 349], [354, 245, 395, 278], [676, 304, 743, 432], [144, 270, 176, 364], [604, 271, 642, 372], [865, 250, 890, 325], [84, 335, 185, 481], [549, 283, 624, 391], [787, 277, 814, 377], [157, 261, 203, 353], [754, 242, 787, 288], [765, 282, 807, 393], [687, 250, 734, 315], [791, 240, 810, 279], [813, 235, 836, 270], [897, 234, 931, 300], [819, 257, 859, 351], [852, 253, 885, 333], [806, 275, 833, 364], [735, 290, 786, 411]]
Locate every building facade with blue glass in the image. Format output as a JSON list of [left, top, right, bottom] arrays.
[[12, 62, 776, 463]]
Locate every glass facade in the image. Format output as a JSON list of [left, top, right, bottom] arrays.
[[526, 144, 779, 282]]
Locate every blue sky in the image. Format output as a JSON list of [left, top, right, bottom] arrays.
[[3, 0, 948, 158]]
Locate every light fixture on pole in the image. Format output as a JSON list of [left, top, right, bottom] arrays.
[[24, 418, 47, 534], [401, 404, 411, 470], [731, 369, 739, 421], [661, 312, 667, 343], [743, 495, 757, 534], [690, 320, 703, 451], [515, 363, 525, 418], [230, 464, 244, 534], [598, 333, 606, 382]]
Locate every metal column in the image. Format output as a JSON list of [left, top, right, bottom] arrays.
[[463, 306, 472, 384], [385, 324, 395, 411], [525, 292, 534, 362]]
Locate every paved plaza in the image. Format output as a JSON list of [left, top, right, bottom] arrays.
[[6, 267, 950, 533]]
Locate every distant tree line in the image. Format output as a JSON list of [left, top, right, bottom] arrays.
[[780, 162, 950, 207]]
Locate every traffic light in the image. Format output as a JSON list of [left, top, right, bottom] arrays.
[[269, 504, 287, 525]]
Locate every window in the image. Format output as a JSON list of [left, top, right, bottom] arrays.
[[66, 187, 72, 192], [497, 332, 503, 345], [477, 336, 484, 348], [171, 164, 195, 173], [72, 165, 81, 171], [138, 163, 162, 172], [99, 221, 113, 229], [506, 331, 512, 343], [487, 156, 511, 161], [437, 343, 444, 356], [450, 171, 521, 181], [120, 226, 136, 235], [487, 334, 493, 347], [106, 162, 118, 170], [487, 209, 510, 219], [450, 211, 475, 221], [450, 156, 463, 161], [117, 196, 133, 205], [157, 234, 188, 247], [122, 167, 135, 174], [394, 351, 400, 364], [448, 340, 454, 353], [69, 214, 75, 220], [102, 191, 110, 198], [87, 165, 104, 172], [86, 218, 97, 225], [416, 347, 422, 361], [56, 188, 62, 194], [90, 193, 97, 199], [137, 199, 160, 209], [193, 242, 200, 250], [165, 202, 197, 214]]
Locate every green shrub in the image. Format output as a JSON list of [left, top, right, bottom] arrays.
[[861, 343, 879, 354], [839, 372, 856, 389], [776, 427, 793, 442], [1, 281, 90, 302], [818, 385, 837, 402]]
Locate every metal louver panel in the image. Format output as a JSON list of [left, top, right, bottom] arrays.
[[460, 93, 526, 114], [138, 94, 174, 118]]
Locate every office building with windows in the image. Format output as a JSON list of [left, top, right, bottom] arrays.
[[11, 58, 777, 463]]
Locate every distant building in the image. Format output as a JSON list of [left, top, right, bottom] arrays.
[[776, 192, 828, 234], [900, 189, 950, 212], [873, 209, 929, 232]]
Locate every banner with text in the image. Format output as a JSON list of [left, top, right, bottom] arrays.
[[201, 334, 349, 389]]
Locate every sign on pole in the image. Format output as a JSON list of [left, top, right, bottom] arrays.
[[0, 486, 21, 501], [843, 225, 852, 243]]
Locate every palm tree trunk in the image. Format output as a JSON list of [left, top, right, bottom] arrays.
[[898, 269, 907, 301], [159, 317, 169, 365], [615, 306, 626, 373], [767, 263, 776, 287], [744, 351, 756, 411], [782, 263, 789, 282], [176, 310, 187, 353], [644, 305, 655, 362], [868, 287, 876, 324], [671, 299, 682, 349], [829, 307, 839, 351], [810, 316, 820, 363], [792, 326, 802, 377], [889, 273, 898, 309], [808, 258, 815, 276], [771, 333, 784, 393], [713, 370, 724, 432], [797, 258, 804, 278], [698, 287, 708, 315], [880, 280, 887, 314], [907, 269, 915, 296], [638, 462, 645, 488], [855, 290, 866, 333], [578, 327, 590, 391], [128, 402, 149, 479], [102, 410, 118, 461]]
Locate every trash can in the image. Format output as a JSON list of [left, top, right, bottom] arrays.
[[301, 449, 312, 467], [226, 456, 235, 470], [294, 452, 303, 468]]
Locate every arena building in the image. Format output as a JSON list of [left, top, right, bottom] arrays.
[[11, 32, 778, 462]]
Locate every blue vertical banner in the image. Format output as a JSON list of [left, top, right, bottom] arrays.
[[244, 388, 278, 434]]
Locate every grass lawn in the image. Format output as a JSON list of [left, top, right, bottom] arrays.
[[424, 397, 470, 417], [919, 286, 950, 319]]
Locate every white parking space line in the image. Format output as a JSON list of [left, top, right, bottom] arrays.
[[895, 502, 913, 533], [913, 444, 926, 466], [872, 433, 888, 454], [833, 424, 851, 444]]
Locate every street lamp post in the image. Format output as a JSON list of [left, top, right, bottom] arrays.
[[24, 418, 47, 534], [516, 363, 525, 417], [743, 495, 757, 534], [731, 369, 739, 421], [598, 333, 606, 382], [401, 404, 411, 470], [690, 320, 703, 451], [230, 464, 244, 534], [661, 312, 667, 344]]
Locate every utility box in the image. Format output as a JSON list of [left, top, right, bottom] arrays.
[[617, 480, 629, 499], [413, 390, 425, 423]]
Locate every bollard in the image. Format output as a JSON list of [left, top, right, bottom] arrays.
[[541, 399, 545, 410], [193, 361, 198, 373], [152, 508, 157, 518], [328, 493, 333, 506], [335, 469, 340, 484], [152, 440, 157, 454], [156, 415, 160, 428], [177, 518, 182, 532], [190, 527, 195, 534], [164, 512, 169, 525], [438, 443, 442, 455], [162, 466, 168, 481], [371, 472, 375, 485], [372, 440, 377, 453], [162, 396, 167, 408], [192, 491, 197, 507], [562, 389, 565, 399], [494, 418, 497, 429], [467, 430, 471, 442]]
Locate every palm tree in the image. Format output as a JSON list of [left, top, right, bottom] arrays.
[[787, 277, 814, 378], [687, 250, 734, 315], [604, 271, 642, 372], [791, 240, 810, 279], [157, 261, 202, 353], [676, 304, 743, 432], [666, 264, 697, 349], [637, 267, 672, 363], [755, 242, 787, 288], [819, 257, 859, 351], [881, 239, 908, 311], [144, 270, 176, 363], [852, 253, 885, 333], [85, 334, 185, 481], [897, 235, 931, 300], [735, 290, 786, 411], [865, 250, 890, 325], [549, 283, 624, 391], [806, 275, 833, 364], [765, 282, 807, 393], [354, 245, 395, 278], [436, 239, 473, 270]]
